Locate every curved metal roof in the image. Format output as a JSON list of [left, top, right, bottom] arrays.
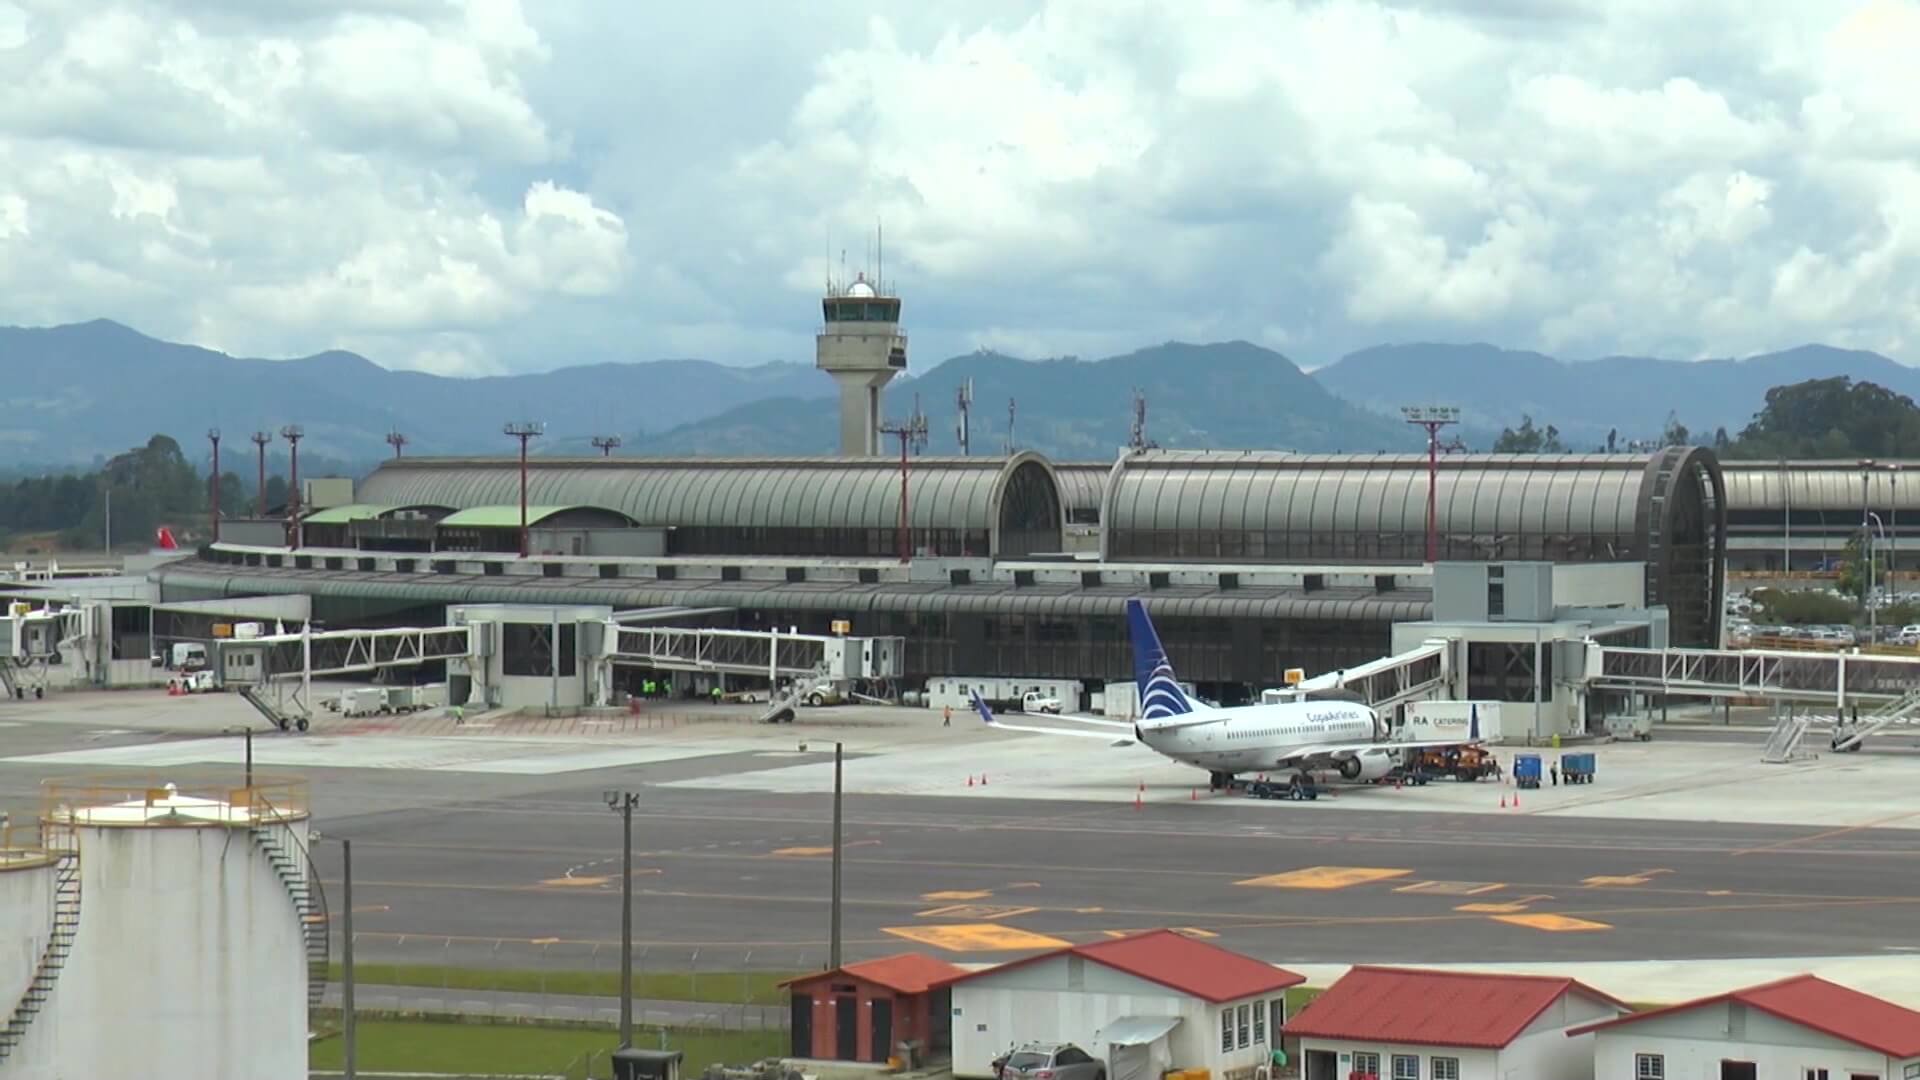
[[1102, 451, 1659, 548], [357, 454, 1063, 536], [436, 505, 636, 528], [1720, 460, 1920, 512], [1053, 462, 1114, 514]]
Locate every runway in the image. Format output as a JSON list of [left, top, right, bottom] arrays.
[[6, 691, 1920, 978]]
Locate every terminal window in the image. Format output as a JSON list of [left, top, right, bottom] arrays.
[[501, 623, 576, 678]]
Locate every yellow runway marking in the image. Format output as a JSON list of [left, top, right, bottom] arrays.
[[1238, 867, 1412, 890], [921, 890, 993, 901], [1582, 868, 1674, 887], [917, 904, 1037, 920], [1396, 881, 1504, 896], [1492, 913, 1611, 932], [883, 924, 1068, 952], [1101, 927, 1218, 939], [772, 846, 832, 857], [1455, 894, 1554, 914]]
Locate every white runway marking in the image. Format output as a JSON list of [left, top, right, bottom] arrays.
[[0, 735, 771, 775]]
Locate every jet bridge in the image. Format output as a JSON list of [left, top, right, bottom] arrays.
[[608, 625, 906, 688], [1586, 642, 1920, 759], [1, 605, 94, 700], [1279, 640, 1453, 713], [217, 624, 475, 729]]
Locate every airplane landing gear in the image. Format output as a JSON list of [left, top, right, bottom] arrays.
[[1209, 770, 1235, 791]]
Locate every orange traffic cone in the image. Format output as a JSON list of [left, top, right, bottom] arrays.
[[1512, 792, 1520, 809], [1191, 788, 1198, 801], [981, 773, 988, 786], [1499, 794, 1508, 809], [1134, 792, 1143, 811]]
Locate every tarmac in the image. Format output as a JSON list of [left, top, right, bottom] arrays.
[[6, 688, 1920, 1006]]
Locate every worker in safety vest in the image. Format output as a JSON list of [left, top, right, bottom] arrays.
[[943, 705, 953, 726]]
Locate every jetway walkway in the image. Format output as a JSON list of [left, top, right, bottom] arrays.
[[1588, 644, 1920, 706], [1291, 641, 1451, 711], [609, 625, 830, 679], [225, 625, 474, 682]]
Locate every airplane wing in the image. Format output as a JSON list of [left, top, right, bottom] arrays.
[[971, 692, 1135, 746], [1037, 710, 1135, 731]]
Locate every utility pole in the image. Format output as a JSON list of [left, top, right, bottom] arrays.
[[592, 435, 623, 458], [385, 430, 408, 459], [208, 428, 222, 543], [1006, 398, 1017, 456], [504, 422, 544, 558], [604, 790, 639, 1047], [955, 379, 973, 456], [342, 837, 357, 1080], [1128, 388, 1154, 452], [879, 412, 928, 563], [1401, 406, 1461, 564], [251, 431, 271, 516], [280, 425, 304, 548], [830, 742, 844, 970]]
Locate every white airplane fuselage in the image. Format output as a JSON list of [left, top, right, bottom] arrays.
[[1137, 700, 1381, 774]]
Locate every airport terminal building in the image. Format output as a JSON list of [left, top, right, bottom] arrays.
[[149, 446, 1729, 700]]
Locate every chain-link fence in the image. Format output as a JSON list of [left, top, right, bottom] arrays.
[[325, 933, 820, 1031]]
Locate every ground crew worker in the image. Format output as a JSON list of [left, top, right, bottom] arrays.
[[943, 705, 953, 726], [1550, 762, 1559, 786], [711, 685, 722, 703]]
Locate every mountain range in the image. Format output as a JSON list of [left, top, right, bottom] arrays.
[[1, 319, 1914, 468]]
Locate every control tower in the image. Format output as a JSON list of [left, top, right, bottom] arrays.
[[817, 270, 907, 456]]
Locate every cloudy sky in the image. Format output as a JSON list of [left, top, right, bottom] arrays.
[[0, 0, 1916, 376]]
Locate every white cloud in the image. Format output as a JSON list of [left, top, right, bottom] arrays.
[[1, 0, 1919, 374]]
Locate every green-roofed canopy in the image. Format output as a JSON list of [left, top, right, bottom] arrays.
[[436, 505, 637, 528], [302, 504, 396, 525]]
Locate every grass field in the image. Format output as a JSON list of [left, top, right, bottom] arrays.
[[326, 962, 795, 1005], [310, 1020, 785, 1076]]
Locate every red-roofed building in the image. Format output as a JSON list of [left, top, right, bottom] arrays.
[[783, 954, 969, 1064], [934, 930, 1306, 1080], [1285, 966, 1629, 1080], [1568, 974, 1920, 1080]]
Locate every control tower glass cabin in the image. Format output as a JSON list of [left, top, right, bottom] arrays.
[[817, 272, 908, 456]]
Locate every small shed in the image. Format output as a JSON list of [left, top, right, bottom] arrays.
[[1568, 974, 1920, 1080], [784, 953, 968, 1065], [1285, 966, 1629, 1080], [936, 929, 1305, 1080]]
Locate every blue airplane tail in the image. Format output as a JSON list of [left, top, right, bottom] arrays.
[[1126, 599, 1194, 720]]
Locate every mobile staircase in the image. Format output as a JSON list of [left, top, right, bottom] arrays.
[[1760, 713, 1816, 764], [0, 826, 81, 1064], [1831, 686, 1920, 753], [246, 797, 330, 1016], [759, 662, 834, 723]]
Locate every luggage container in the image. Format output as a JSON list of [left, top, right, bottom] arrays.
[[341, 687, 387, 717], [1513, 753, 1543, 790], [1559, 751, 1596, 784]]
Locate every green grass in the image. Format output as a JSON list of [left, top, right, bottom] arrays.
[[326, 962, 795, 1005], [310, 1020, 786, 1076]]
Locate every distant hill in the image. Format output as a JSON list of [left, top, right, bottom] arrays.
[[1317, 342, 1919, 446], [6, 318, 1916, 465], [0, 319, 830, 464], [635, 342, 1422, 456]]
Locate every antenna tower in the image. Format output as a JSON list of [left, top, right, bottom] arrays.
[[592, 435, 623, 458], [386, 430, 408, 458], [955, 379, 973, 456], [1006, 398, 1017, 456], [908, 394, 928, 455], [879, 411, 931, 564], [1128, 387, 1155, 452]]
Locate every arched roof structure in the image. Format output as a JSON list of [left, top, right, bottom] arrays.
[[1100, 448, 1727, 645], [356, 454, 1065, 559]]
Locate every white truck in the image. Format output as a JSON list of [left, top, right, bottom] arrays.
[[168, 642, 208, 671], [1021, 690, 1064, 714]]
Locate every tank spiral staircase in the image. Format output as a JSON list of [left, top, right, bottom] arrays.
[[0, 829, 81, 1064], [247, 803, 330, 1015]]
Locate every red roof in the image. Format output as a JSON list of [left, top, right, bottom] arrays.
[[784, 953, 970, 995], [1568, 974, 1920, 1057], [935, 930, 1304, 1004], [1286, 967, 1630, 1049]]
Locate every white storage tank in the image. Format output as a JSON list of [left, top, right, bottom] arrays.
[[0, 780, 319, 1079], [0, 840, 58, 1075]]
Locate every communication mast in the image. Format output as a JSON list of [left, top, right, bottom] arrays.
[[955, 379, 973, 456], [1006, 398, 1017, 456], [1128, 388, 1156, 452], [207, 429, 221, 543], [591, 435, 623, 458], [879, 411, 930, 564], [386, 430, 408, 458], [1400, 405, 1461, 564]]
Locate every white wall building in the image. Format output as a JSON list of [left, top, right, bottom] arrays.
[[1285, 966, 1629, 1080], [941, 930, 1304, 1080], [1571, 974, 1920, 1080]]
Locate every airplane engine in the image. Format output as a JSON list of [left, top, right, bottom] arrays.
[[1337, 753, 1394, 782]]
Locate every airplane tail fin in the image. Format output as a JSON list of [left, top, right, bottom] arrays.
[[1126, 598, 1194, 721], [155, 526, 178, 550]]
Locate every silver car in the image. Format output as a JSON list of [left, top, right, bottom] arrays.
[[1001, 1043, 1106, 1080]]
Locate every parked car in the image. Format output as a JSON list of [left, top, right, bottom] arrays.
[[1000, 1043, 1106, 1080]]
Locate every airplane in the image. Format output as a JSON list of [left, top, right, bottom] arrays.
[[970, 598, 1483, 791]]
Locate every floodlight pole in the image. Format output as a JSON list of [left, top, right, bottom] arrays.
[[830, 742, 844, 969], [251, 431, 271, 516], [280, 425, 304, 549], [208, 429, 221, 543], [504, 422, 544, 558], [878, 417, 926, 563], [592, 435, 623, 458], [1402, 406, 1460, 564], [386, 430, 408, 458], [606, 791, 639, 1048]]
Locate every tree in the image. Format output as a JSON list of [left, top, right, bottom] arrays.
[[1492, 415, 1565, 453], [1723, 377, 1920, 460], [1750, 587, 1856, 626], [1606, 428, 1618, 454], [1838, 530, 1873, 602], [1712, 426, 1731, 453], [1661, 412, 1689, 447]]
